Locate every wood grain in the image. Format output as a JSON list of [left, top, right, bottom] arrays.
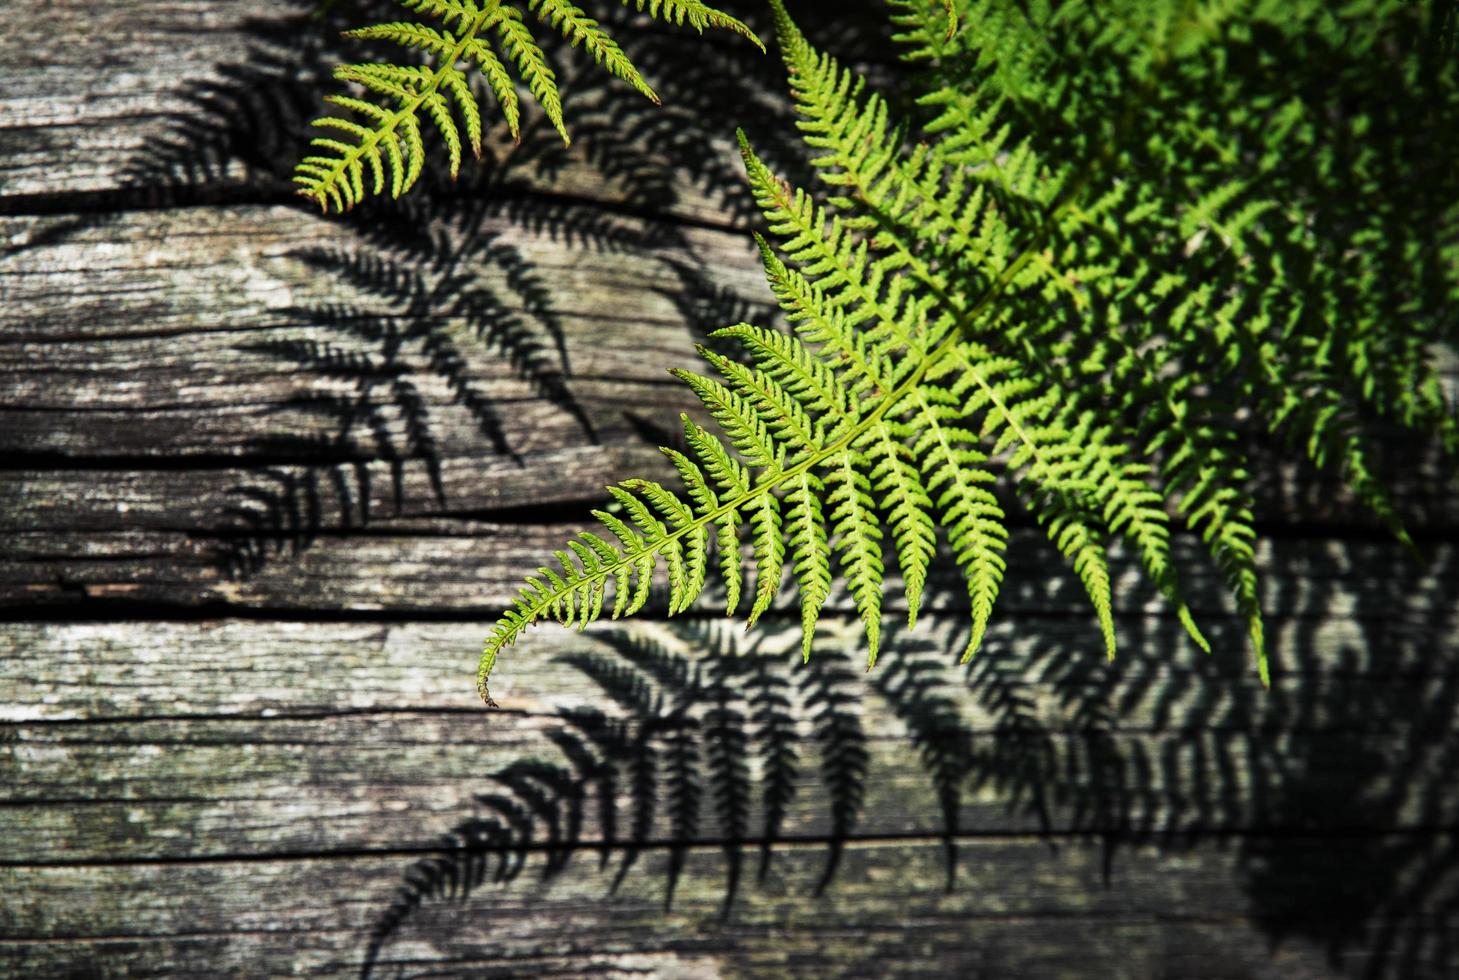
[[4, 613, 1454, 863], [5, 0, 1458, 977], [11, 838, 1420, 980], [0, 0, 877, 227]]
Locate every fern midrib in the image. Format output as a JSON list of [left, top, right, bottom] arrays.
[[778, 163, 1086, 509], [792, 116, 1096, 494], [845, 224, 1079, 498], [501, 202, 1071, 641], [312, 3, 499, 202]]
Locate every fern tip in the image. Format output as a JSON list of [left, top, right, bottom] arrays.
[[476, 656, 500, 708], [1396, 526, 1421, 563], [297, 187, 328, 213], [1176, 603, 1211, 655], [765, 0, 797, 40]]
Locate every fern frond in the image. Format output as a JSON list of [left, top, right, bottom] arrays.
[[479, 0, 1458, 703], [296, 0, 761, 211], [782, 471, 830, 659], [882, 0, 1459, 686], [479, 122, 1132, 701], [491, 5, 567, 140]]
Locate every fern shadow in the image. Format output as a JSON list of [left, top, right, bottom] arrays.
[[213, 195, 599, 577], [979, 526, 1459, 979], [1233, 537, 1459, 978], [357, 523, 1459, 979], [360, 620, 855, 978]]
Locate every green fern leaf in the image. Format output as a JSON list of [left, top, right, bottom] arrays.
[[623, 0, 764, 49], [783, 471, 831, 660], [296, 0, 761, 211], [825, 451, 885, 668], [492, 4, 569, 142]]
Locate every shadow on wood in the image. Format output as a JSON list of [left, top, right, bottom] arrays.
[[217, 218, 593, 578], [359, 536, 1459, 980], [78, 0, 855, 582]]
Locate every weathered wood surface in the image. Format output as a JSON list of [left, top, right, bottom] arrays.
[[6, 615, 1453, 861], [13, 839, 1423, 980], [14, 612, 1457, 977], [0, 0, 885, 224], [4, 1, 1458, 978]]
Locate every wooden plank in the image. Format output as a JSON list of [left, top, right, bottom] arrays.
[[4, 616, 1456, 976], [0, 2, 278, 197], [4, 491, 1455, 615], [4, 837, 1441, 980], [4, 616, 1456, 863], [8, 616, 1449, 724], [3, 705, 1452, 863], [0, 206, 758, 477], [0, 209, 767, 345]]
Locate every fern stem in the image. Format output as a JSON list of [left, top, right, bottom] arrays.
[[304, 1, 500, 209]]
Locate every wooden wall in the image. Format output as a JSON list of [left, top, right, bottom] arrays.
[[3, 2, 1457, 977]]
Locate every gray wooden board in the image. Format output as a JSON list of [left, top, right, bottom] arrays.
[[4, 480, 1456, 616], [0, 0, 656, 204], [3, 616, 1455, 864], [2, 208, 1451, 512], [10, 838, 1440, 980], [4, 612, 1458, 978], [5, 0, 1459, 977], [0, 210, 760, 342]]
